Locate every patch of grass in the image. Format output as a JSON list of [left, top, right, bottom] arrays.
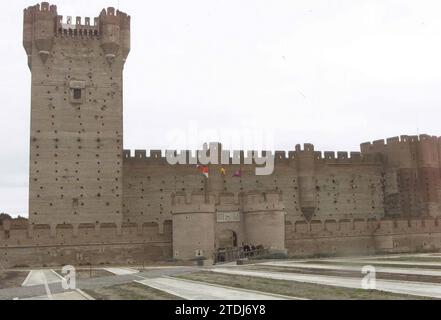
[[250, 253, 289, 261], [373, 257, 441, 263], [83, 282, 183, 300], [178, 271, 432, 300], [246, 265, 441, 284], [0, 271, 28, 289], [305, 260, 441, 270]]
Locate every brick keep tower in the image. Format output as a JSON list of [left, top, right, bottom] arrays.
[[23, 3, 130, 230]]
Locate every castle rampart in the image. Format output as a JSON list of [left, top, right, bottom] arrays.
[[1, 214, 441, 268], [9, 2, 441, 268], [361, 135, 441, 218]]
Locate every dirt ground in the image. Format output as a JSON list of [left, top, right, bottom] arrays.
[[54, 269, 113, 280], [83, 282, 183, 300], [178, 271, 432, 300], [0, 271, 28, 289]]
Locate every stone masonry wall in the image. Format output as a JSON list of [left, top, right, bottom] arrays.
[[1, 216, 441, 268], [122, 144, 385, 227], [26, 3, 130, 228]]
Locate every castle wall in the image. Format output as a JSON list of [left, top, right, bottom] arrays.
[[0, 222, 171, 268], [12, 3, 441, 268], [285, 217, 441, 257], [361, 135, 441, 218], [122, 146, 385, 226], [1, 216, 441, 268]]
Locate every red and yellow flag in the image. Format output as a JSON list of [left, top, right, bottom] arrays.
[[197, 165, 209, 178]]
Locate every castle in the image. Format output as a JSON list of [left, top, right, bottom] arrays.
[[1, 2, 441, 268]]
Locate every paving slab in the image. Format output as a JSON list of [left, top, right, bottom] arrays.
[[213, 268, 441, 299], [22, 270, 62, 287], [22, 290, 90, 300], [136, 277, 294, 300], [327, 259, 441, 267], [260, 261, 441, 277], [103, 268, 139, 276]]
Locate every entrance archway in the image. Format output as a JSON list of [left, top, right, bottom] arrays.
[[218, 230, 238, 249]]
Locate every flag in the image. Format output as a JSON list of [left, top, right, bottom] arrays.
[[197, 165, 209, 178], [233, 169, 242, 178]]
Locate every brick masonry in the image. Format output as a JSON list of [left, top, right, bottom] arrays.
[[1, 2, 440, 268]]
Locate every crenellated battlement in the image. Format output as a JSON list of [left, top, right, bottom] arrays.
[[295, 143, 315, 152], [23, 2, 131, 65], [55, 15, 100, 38], [170, 190, 285, 212], [99, 7, 130, 28], [50, 9, 129, 39], [0, 217, 170, 242], [360, 134, 441, 169], [361, 134, 440, 153], [1, 216, 440, 246], [289, 217, 441, 237], [1, 214, 441, 268], [171, 192, 216, 215], [24, 2, 58, 15], [123, 143, 382, 167], [242, 190, 285, 212], [99, 7, 127, 18], [124, 149, 167, 164], [100, 7, 117, 17]]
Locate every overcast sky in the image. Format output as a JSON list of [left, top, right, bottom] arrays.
[[1, 0, 440, 217]]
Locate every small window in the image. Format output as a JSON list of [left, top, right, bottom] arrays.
[[69, 80, 86, 104], [73, 88, 82, 100]]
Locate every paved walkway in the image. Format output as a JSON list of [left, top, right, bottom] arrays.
[[325, 259, 441, 268], [137, 277, 296, 300], [323, 253, 441, 261], [22, 289, 93, 300], [22, 270, 62, 287], [104, 267, 139, 276], [213, 268, 441, 299], [261, 261, 441, 277], [0, 266, 196, 300]]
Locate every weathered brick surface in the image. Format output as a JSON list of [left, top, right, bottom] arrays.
[[2, 3, 439, 267]]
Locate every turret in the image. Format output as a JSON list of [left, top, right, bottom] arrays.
[[295, 143, 317, 221], [361, 134, 441, 218], [242, 191, 286, 253], [35, 3, 57, 58], [23, 7, 34, 68], [26, 2, 58, 64], [120, 11, 131, 62], [171, 192, 216, 262], [99, 8, 131, 64]]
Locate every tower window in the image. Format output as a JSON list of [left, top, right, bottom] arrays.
[[69, 80, 86, 104], [73, 88, 82, 100], [70, 87, 83, 103]]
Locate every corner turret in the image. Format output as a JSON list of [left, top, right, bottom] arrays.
[[23, 3, 131, 68], [23, 2, 58, 66], [99, 7, 131, 64]]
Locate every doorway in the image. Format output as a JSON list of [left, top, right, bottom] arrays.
[[218, 230, 238, 249]]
